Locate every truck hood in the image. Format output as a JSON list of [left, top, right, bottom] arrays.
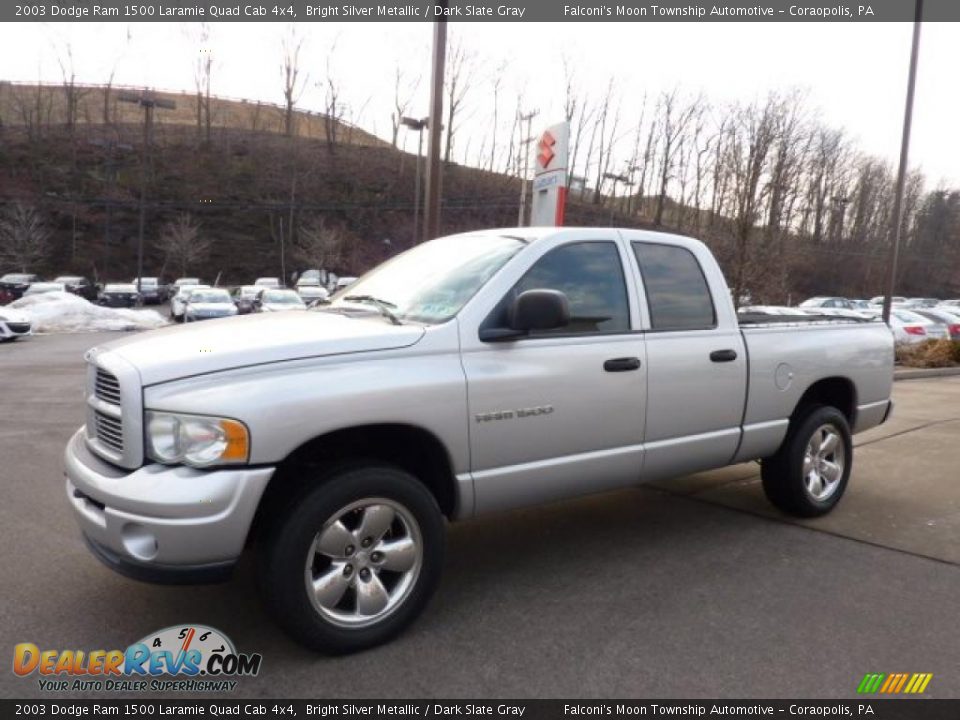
[[93, 310, 426, 386]]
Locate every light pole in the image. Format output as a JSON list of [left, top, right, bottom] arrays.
[[118, 91, 176, 293], [882, 0, 923, 325], [402, 116, 429, 244], [517, 109, 539, 227], [424, 18, 447, 242]]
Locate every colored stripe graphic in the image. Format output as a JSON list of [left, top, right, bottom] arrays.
[[857, 672, 932, 694], [858, 674, 885, 693]]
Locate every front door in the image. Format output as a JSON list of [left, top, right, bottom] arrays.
[[460, 238, 647, 515]]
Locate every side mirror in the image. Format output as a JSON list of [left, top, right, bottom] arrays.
[[479, 289, 570, 342]]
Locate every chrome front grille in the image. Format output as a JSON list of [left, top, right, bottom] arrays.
[[93, 411, 124, 452], [85, 355, 142, 468], [95, 369, 122, 405]]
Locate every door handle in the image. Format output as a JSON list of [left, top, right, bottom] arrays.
[[604, 357, 642, 372], [710, 349, 738, 363]]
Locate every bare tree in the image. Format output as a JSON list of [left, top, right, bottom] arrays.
[[279, 25, 308, 138], [725, 97, 778, 306], [591, 79, 621, 205], [443, 38, 474, 164], [190, 23, 214, 145], [295, 216, 346, 272], [389, 65, 420, 148], [54, 42, 89, 137], [321, 38, 344, 153], [653, 89, 702, 226], [156, 213, 209, 277], [0, 203, 50, 272]]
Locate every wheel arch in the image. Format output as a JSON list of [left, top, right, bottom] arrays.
[[792, 376, 858, 427], [248, 423, 460, 546]]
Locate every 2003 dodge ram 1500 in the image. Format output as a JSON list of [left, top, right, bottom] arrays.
[[66, 228, 894, 653]]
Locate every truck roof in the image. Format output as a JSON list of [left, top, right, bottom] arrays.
[[454, 226, 698, 247]]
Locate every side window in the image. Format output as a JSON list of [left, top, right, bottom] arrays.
[[632, 242, 716, 331], [487, 241, 631, 336]]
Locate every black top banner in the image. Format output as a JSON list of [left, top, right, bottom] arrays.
[[4, 700, 960, 719], [4, 0, 958, 22]]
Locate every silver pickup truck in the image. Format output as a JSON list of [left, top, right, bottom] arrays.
[[65, 228, 894, 653]]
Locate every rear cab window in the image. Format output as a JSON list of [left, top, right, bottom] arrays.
[[632, 242, 716, 331]]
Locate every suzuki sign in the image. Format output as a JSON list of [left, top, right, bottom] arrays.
[[530, 121, 569, 227]]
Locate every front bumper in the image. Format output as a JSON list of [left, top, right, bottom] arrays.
[[64, 428, 274, 583], [0, 321, 32, 339]]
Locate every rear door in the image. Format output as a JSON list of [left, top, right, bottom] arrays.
[[459, 234, 647, 514], [624, 235, 748, 481]]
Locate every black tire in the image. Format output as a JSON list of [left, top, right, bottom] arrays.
[[761, 404, 853, 517], [258, 463, 445, 654]]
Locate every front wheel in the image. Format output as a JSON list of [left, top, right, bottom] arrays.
[[761, 405, 853, 517], [258, 464, 445, 654]]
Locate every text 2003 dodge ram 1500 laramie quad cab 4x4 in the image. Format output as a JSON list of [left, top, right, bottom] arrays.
[[66, 228, 894, 653]]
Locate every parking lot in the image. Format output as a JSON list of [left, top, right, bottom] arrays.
[[1, 331, 958, 699]]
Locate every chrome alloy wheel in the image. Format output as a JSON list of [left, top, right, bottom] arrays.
[[803, 424, 846, 501], [304, 498, 423, 628]]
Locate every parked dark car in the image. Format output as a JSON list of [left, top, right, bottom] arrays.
[[53, 275, 97, 302], [97, 283, 141, 308], [0, 273, 40, 303], [233, 285, 261, 314], [132, 277, 167, 305]]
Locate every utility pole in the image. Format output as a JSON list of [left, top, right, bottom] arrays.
[[118, 91, 176, 292], [423, 18, 447, 242], [882, 0, 923, 325], [402, 116, 429, 244], [517, 109, 538, 227]]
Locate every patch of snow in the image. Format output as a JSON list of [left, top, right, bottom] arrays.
[[10, 291, 169, 334]]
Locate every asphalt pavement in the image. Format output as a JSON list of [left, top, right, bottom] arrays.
[[1, 332, 958, 699]]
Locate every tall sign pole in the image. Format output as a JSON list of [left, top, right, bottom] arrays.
[[882, 0, 923, 325], [423, 18, 447, 242], [530, 122, 570, 227]]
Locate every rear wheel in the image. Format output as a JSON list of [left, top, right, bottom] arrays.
[[761, 405, 852, 517], [258, 463, 445, 654]]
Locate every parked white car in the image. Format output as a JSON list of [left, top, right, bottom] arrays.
[[169, 284, 210, 322], [738, 305, 813, 316], [297, 285, 330, 305], [0, 306, 32, 341], [23, 282, 66, 296], [256, 288, 307, 312], [889, 309, 947, 344], [799, 297, 873, 320], [184, 288, 239, 322]]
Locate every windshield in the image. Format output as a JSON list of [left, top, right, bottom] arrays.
[[264, 291, 304, 304], [2, 274, 33, 283], [176, 278, 200, 286], [330, 234, 525, 324], [190, 290, 232, 303], [55, 276, 82, 283], [105, 284, 136, 292]]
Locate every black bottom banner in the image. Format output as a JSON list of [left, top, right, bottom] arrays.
[[2, 700, 958, 720]]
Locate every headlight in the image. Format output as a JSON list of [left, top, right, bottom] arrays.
[[145, 412, 249, 467]]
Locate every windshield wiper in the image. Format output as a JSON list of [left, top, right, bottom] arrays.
[[342, 295, 402, 325]]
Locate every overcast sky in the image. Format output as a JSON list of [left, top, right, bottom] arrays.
[[1, 21, 957, 186]]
